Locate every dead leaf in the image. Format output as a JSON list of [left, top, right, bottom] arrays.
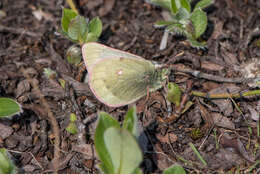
[[23, 165, 39, 173], [220, 134, 255, 162], [156, 134, 168, 143], [210, 18, 224, 40], [247, 105, 259, 121], [201, 60, 224, 71], [72, 144, 97, 159], [209, 85, 240, 116], [15, 79, 31, 97], [154, 144, 173, 171], [211, 112, 235, 129], [32, 10, 54, 21], [85, 0, 103, 9], [0, 123, 13, 140], [214, 149, 244, 170], [23, 67, 38, 77], [47, 153, 75, 171], [221, 49, 239, 66], [98, 0, 115, 17], [202, 82, 220, 91], [187, 105, 202, 127], [199, 103, 214, 127], [238, 58, 260, 87]]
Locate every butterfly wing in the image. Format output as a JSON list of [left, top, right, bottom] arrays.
[[82, 42, 142, 70], [89, 57, 164, 107]]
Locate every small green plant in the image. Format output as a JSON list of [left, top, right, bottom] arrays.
[[60, 8, 102, 64], [0, 98, 22, 118], [43, 68, 66, 88], [66, 45, 82, 65], [166, 82, 193, 113], [167, 82, 182, 106], [163, 164, 186, 174], [61, 8, 102, 45], [43, 68, 57, 79], [94, 106, 143, 174], [65, 113, 78, 134], [0, 148, 16, 174], [148, 0, 212, 48]]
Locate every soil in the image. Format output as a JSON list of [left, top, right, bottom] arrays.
[[0, 0, 260, 173]]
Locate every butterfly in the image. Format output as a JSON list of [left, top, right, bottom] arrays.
[[82, 42, 169, 107]]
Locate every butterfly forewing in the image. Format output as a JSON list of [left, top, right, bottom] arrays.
[[82, 42, 142, 69], [89, 57, 161, 107]]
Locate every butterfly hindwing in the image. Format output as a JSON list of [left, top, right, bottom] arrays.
[[89, 57, 159, 107]]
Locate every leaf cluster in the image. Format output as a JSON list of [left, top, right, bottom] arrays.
[[94, 106, 143, 174], [149, 0, 212, 48], [94, 106, 187, 174], [61, 8, 102, 45]]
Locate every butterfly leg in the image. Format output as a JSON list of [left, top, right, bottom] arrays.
[[144, 86, 150, 103]]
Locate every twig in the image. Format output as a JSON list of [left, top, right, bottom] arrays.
[[21, 67, 61, 171], [171, 65, 260, 83], [191, 90, 260, 99], [0, 25, 40, 37], [7, 149, 44, 170]]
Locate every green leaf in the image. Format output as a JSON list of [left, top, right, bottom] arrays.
[[133, 168, 143, 174], [163, 164, 186, 174], [176, 7, 190, 21], [88, 17, 103, 38], [190, 8, 207, 38], [155, 20, 175, 28], [68, 15, 88, 43], [171, 0, 180, 14], [66, 45, 82, 65], [122, 106, 139, 138], [194, 0, 212, 11], [166, 23, 185, 35], [104, 127, 143, 174], [167, 83, 182, 106], [58, 78, 66, 89], [61, 8, 77, 33], [180, 0, 191, 13], [85, 32, 98, 43], [147, 0, 172, 11], [94, 112, 120, 174], [70, 113, 77, 122], [181, 101, 193, 114], [187, 37, 207, 49], [43, 68, 57, 79], [0, 98, 22, 118], [65, 122, 78, 134], [0, 148, 16, 174]]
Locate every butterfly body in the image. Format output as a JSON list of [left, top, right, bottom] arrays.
[[82, 42, 168, 107]]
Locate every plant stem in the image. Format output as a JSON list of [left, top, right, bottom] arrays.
[[66, 0, 79, 14], [191, 90, 260, 99], [188, 142, 207, 166], [257, 120, 260, 137]]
